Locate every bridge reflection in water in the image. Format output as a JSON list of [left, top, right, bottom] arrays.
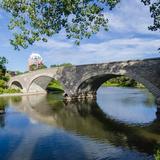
[[0, 92, 159, 156]]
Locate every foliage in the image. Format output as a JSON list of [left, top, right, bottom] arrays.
[[38, 63, 47, 69], [104, 76, 145, 88], [0, 0, 120, 50], [0, 57, 8, 77], [50, 63, 73, 68], [29, 63, 47, 71], [0, 57, 8, 67], [1, 75, 10, 82], [0, 80, 7, 89], [47, 80, 64, 92], [7, 70, 23, 76], [0, 1, 159, 50], [155, 150, 160, 160], [30, 64, 38, 71], [0, 88, 21, 94], [142, 0, 160, 32], [0, 56, 21, 94]]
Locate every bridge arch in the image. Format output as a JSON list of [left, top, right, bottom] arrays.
[[75, 72, 158, 98], [10, 81, 23, 90], [27, 75, 64, 93]]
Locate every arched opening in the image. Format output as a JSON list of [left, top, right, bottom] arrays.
[[77, 74, 157, 124], [77, 74, 121, 94], [28, 75, 64, 94], [77, 74, 155, 99], [11, 81, 23, 90]]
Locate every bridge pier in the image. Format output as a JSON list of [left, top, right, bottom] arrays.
[[155, 97, 160, 105], [156, 107, 160, 120], [64, 91, 97, 101], [155, 98, 160, 120]]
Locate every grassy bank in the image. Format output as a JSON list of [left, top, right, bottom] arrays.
[[0, 78, 21, 95], [47, 80, 64, 93], [103, 76, 145, 89]]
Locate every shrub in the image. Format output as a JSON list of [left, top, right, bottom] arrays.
[[0, 88, 21, 94], [1, 75, 10, 82], [0, 80, 7, 89], [47, 80, 64, 92], [0, 88, 4, 94], [155, 150, 160, 160], [3, 88, 21, 94]]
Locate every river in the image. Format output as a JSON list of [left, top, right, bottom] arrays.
[[0, 87, 159, 160]]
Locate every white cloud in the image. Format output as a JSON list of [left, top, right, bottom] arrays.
[[34, 0, 160, 67], [36, 39, 72, 49], [100, 0, 159, 39], [37, 37, 160, 66]]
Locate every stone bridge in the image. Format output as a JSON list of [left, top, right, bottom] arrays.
[[8, 58, 160, 101]]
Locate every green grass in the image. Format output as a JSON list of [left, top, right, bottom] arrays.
[[103, 81, 121, 87], [0, 88, 21, 94], [103, 77, 145, 89], [47, 80, 64, 92]]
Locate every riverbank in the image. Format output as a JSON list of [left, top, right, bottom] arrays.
[[103, 82, 145, 89], [0, 92, 47, 97], [103, 76, 145, 89]]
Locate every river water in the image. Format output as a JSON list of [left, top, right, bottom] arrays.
[[0, 87, 159, 160]]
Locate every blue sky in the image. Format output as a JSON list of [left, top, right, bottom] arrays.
[[0, 0, 160, 72]]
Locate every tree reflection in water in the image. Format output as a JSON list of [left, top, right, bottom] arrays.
[[6, 93, 160, 155], [0, 97, 8, 128]]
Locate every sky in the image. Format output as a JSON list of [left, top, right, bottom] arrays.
[[0, 0, 160, 72]]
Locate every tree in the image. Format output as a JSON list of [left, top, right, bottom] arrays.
[[142, 0, 160, 32], [0, 57, 8, 77], [50, 63, 73, 68], [142, 0, 160, 51], [29, 63, 47, 71], [0, 0, 159, 50], [0, 0, 119, 50]]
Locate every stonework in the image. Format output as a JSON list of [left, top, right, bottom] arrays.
[[8, 58, 160, 101]]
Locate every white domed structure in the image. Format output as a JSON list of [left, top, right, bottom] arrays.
[[28, 53, 43, 71]]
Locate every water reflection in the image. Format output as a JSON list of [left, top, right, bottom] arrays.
[[0, 97, 8, 128], [6, 92, 160, 155], [156, 107, 160, 120], [97, 87, 157, 124], [0, 88, 160, 160]]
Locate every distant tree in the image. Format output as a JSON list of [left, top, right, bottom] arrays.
[[29, 64, 37, 71], [15, 71, 23, 75], [29, 63, 47, 71], [0, 57, 8, 77], [38, 63, 47, 69], [0, 80, 7, 89], [50, 63, 73, 68], [104, 76, 144, 88]]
